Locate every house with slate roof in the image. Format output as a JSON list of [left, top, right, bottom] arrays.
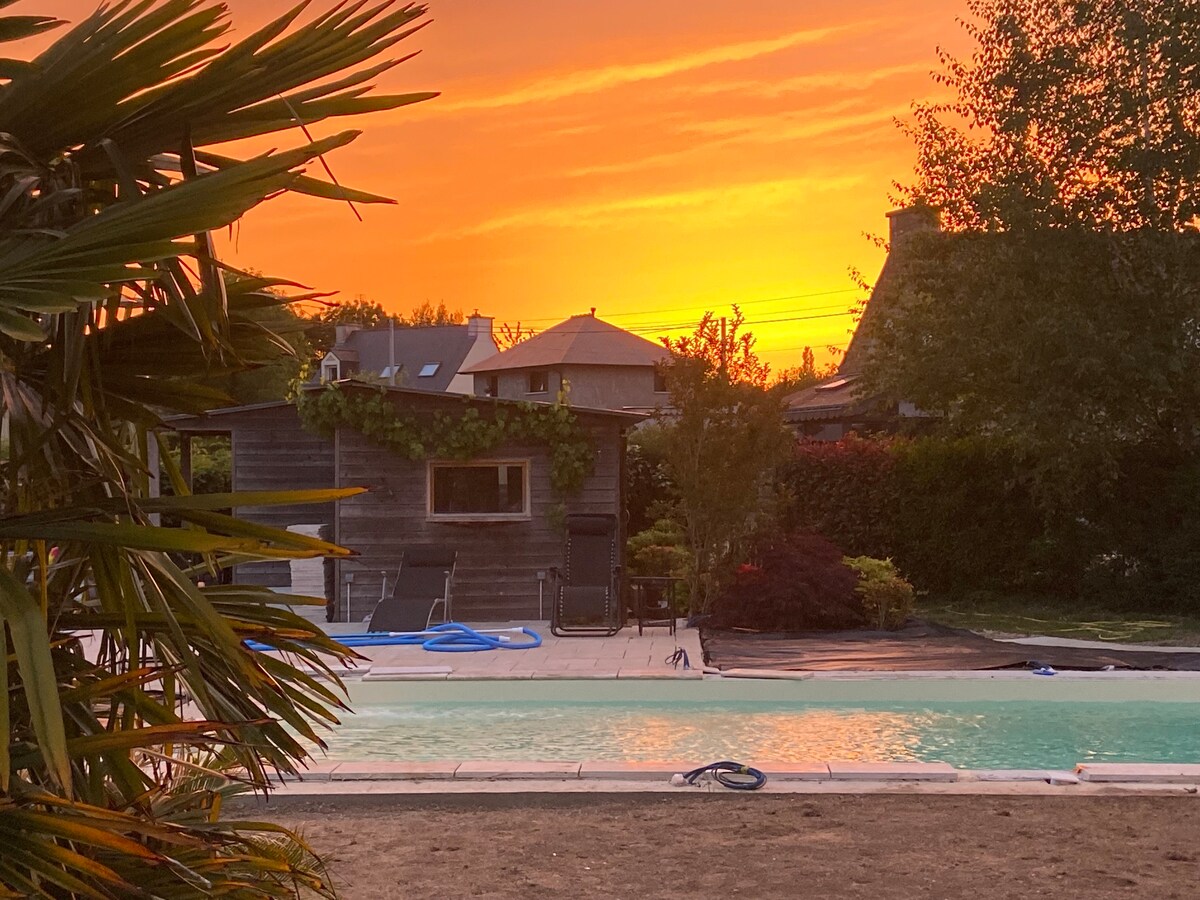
[[784, 207, 937, 439], [318, 313, 498, 394], [463, 311, 671, 412]]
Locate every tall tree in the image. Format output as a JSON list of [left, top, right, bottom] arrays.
[[0, 1, 433, 894], [658, 309, 791, 614], [899, 0, 1200, 231]]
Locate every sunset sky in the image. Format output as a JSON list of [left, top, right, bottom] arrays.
[[39, 0, 967, 369]]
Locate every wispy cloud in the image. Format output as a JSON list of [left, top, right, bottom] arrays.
[[431, 24, 854, 112], [564, 102, 908, 178], [421, 174, 864, 241], [676, 62, 929, 98], [680, 102, 914, 140]]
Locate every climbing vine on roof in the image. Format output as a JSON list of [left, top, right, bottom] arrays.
[[297, 383, 595, 495]]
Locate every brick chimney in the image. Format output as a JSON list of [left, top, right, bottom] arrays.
[[886, 205, 940, 244]]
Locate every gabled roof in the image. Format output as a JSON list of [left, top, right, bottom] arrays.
[[330, 324, 478, 392], [463, 314, 669, 373], [839, 204, 939, 376]]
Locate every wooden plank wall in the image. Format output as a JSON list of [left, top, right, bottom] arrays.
[[335, 403, 625, 622], [226, 406, 335, 588]]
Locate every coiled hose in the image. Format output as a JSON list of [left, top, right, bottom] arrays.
[[683, 761, 767, 790]]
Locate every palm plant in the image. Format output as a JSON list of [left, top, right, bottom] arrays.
[[0, 1, 435, 895]]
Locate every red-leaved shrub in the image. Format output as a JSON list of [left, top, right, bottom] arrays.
[[709, 532, 865, 631]]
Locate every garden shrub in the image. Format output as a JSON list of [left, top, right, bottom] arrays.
[[844, 556, 915, 630], [709, 532, 865, 631], [782, 434, 897, 558], [627, 517, 690, 578]]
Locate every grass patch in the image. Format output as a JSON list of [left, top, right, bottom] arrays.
[[917, 593, 1200, 645]]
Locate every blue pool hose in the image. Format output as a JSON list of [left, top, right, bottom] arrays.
[[246, 622, 542, 653], [682, 761, 767, 791]]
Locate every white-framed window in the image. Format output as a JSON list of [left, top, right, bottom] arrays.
[[428, 460, 531, 521], [321, 360, 341, 382]]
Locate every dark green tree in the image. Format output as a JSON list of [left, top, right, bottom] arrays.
[[899, 0, 1200, 231]]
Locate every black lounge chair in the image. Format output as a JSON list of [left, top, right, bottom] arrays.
[[369, 546, 457, 632], [551, 514, 622, 636]]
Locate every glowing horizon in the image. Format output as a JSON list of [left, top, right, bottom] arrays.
[[31, 0, 965, 370]]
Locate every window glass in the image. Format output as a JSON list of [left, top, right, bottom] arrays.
[[484, 375, 499, 397], [528, 370, 548, 393], [653, 369, 668, 393], [419, 362, 440, 377], [431, 463, 527, 517]]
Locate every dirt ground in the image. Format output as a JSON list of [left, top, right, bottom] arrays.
[[251, 793, 1200, 899]]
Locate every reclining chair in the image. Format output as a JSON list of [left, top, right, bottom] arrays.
[[551, 514, 622, 636], [369, 546, 457, 632]]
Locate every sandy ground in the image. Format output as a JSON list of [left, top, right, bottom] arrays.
[[250, 794, 1200, 899]]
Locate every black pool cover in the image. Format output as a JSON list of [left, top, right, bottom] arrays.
[[703, 621, 1200, 672]]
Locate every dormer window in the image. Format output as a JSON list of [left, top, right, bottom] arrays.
[[527, 369, 548, 393], [419, 362, 441, 378], [322, 361, 340, 382]]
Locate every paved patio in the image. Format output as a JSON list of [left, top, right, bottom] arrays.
[[316, 620, 705, 680]]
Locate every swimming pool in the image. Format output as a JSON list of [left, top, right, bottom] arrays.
[[322, 678, 1200, 771]]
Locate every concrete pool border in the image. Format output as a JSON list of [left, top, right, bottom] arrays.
[[277, 760, 1200, 785], [266, 761, 1200, 797]]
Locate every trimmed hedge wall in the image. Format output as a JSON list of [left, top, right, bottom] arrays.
[[781, 435, 1090, 597]]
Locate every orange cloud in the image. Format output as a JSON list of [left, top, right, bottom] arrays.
[[428, 23, 863, 112]]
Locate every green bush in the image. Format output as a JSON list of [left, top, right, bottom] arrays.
[[709, 533, 865, 631], [844, 556, 915, 630], [627, 517, 690, 578]]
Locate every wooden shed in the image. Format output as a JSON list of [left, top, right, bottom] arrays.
[[169, 385, 642, 623]]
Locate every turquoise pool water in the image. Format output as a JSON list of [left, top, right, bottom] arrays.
[[323, 680, 1200, 770]]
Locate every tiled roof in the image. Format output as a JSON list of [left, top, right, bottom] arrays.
[[463, 314, 669, 373]]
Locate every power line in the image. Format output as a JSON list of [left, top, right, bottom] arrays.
[[508, 287, 861, 325], [526, 308, 856, 336]]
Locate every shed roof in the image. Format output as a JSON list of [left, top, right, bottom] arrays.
[[463, 314, 669, 373], [166, 382, 647, 431]]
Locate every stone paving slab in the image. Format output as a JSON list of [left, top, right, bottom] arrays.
[[754, 761, 832, 780], [719, 668, 814, 680], [331, 761, 460, 780], [277, 761, 342, 782], [826, 761, 958, 782], [579, 761, 680, 781], [1076, 763, 1200, 783], [454, 760, 582, 779], [447, 671, 536, 680], [616, 667, 702, 679], [960, 769, 1078, 783]]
